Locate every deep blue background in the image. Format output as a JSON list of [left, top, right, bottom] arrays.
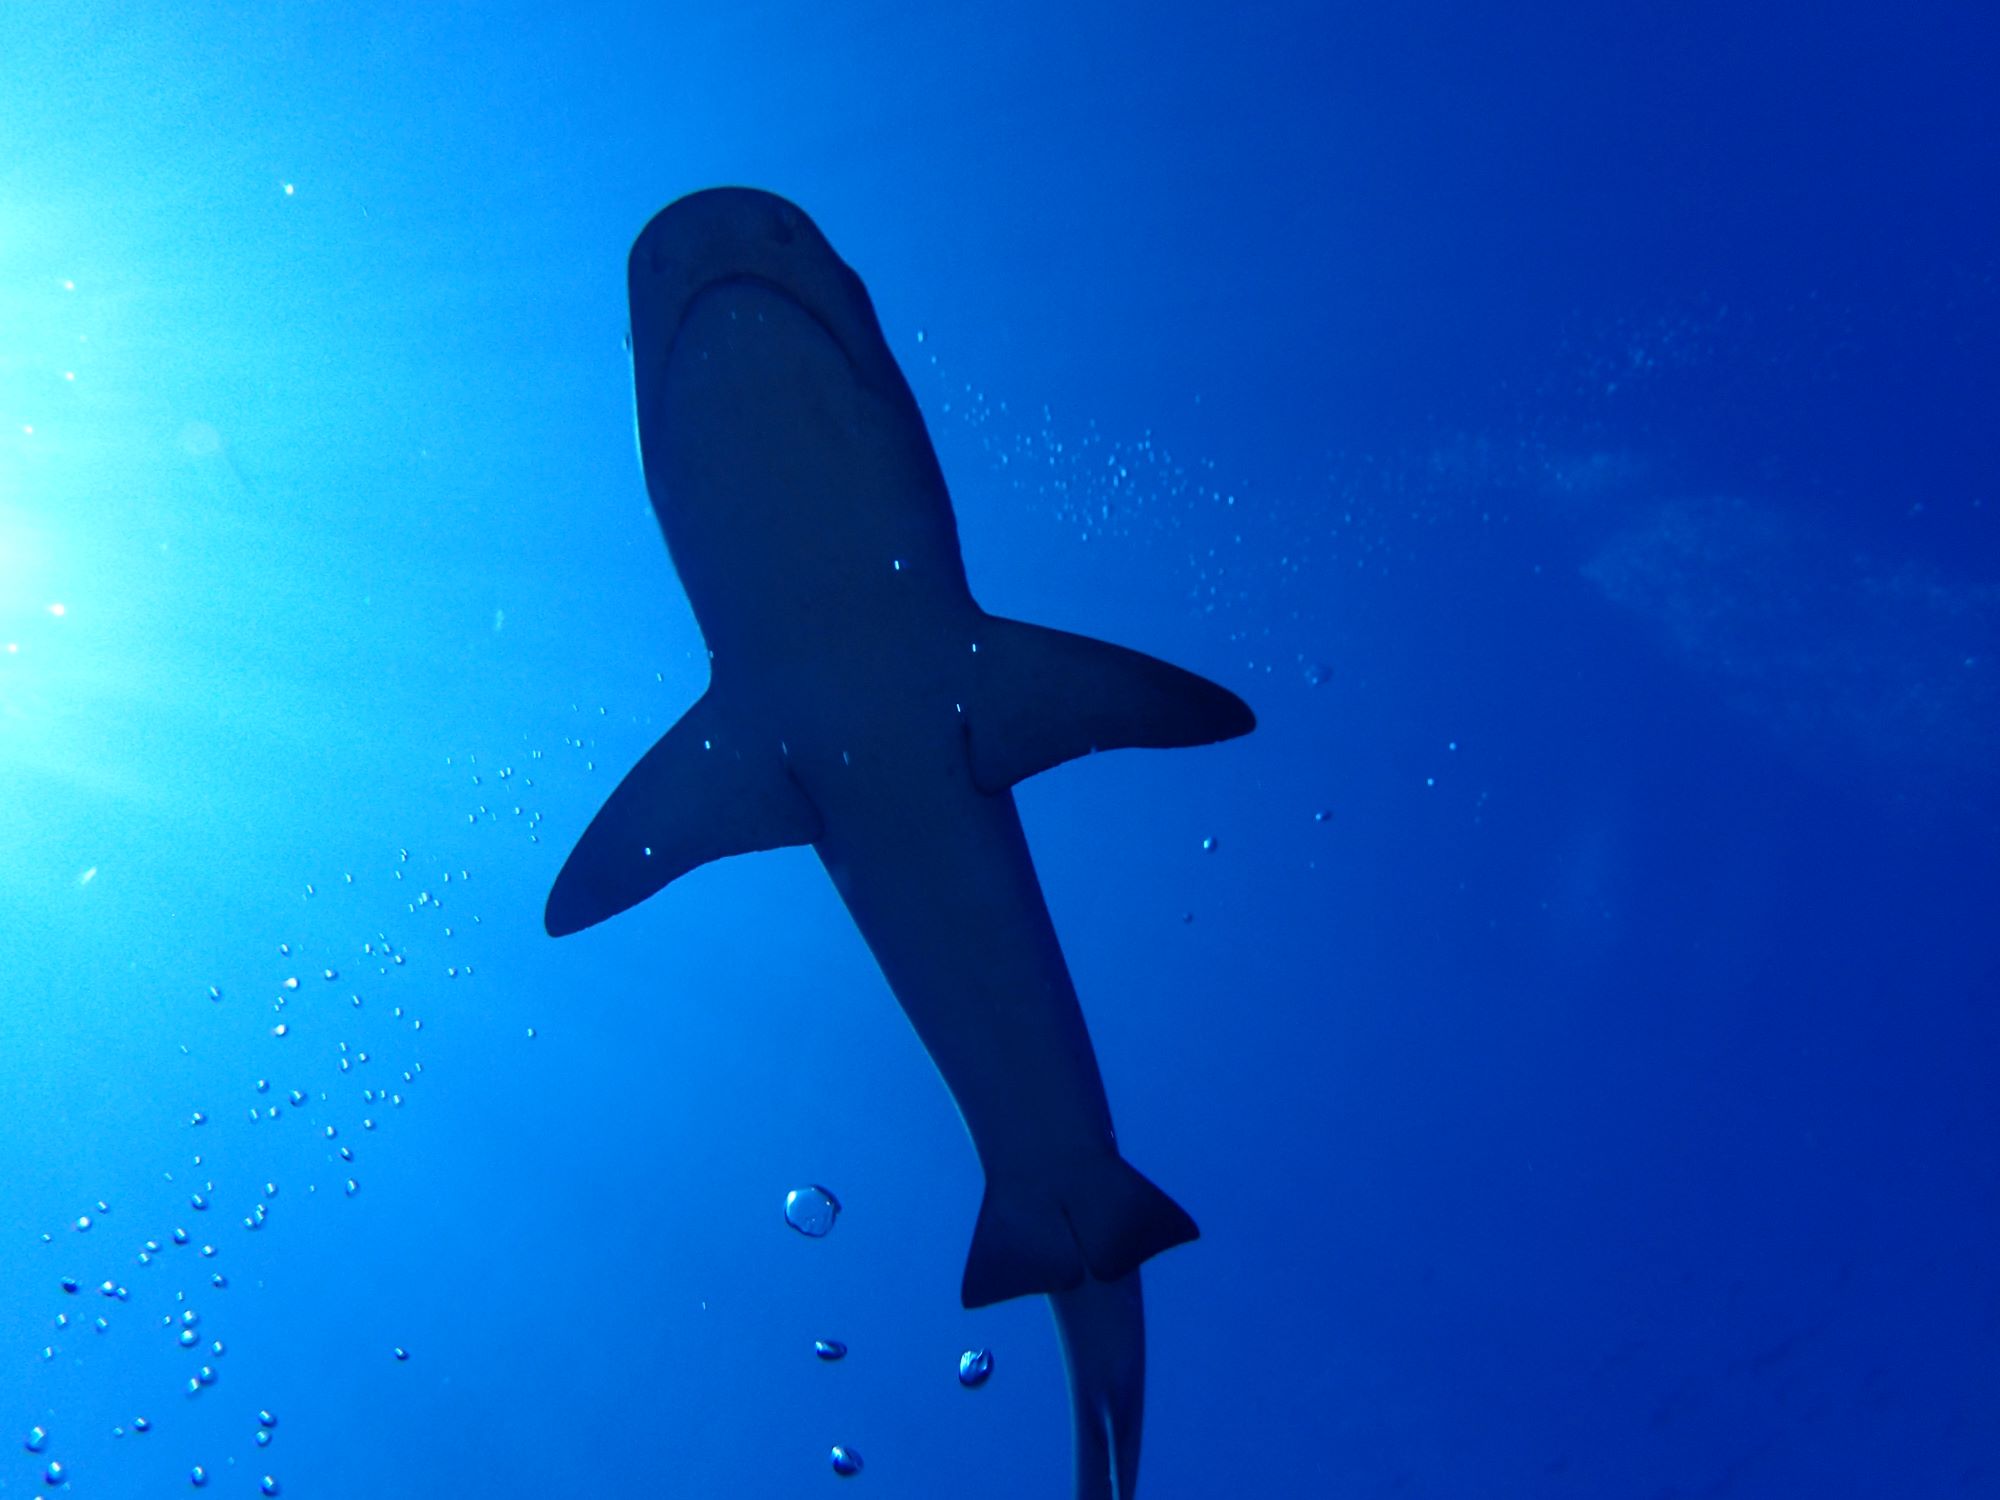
[[3, 2, 1995, 1495]]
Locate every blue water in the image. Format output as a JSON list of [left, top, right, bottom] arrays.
[[4, 3, 1996, 1495]]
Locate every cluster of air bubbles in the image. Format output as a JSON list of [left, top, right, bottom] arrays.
[[451, 751, 553, 842], [908, 329, 1334, 675], [914, 333, 1227, 549], [19, 801, 524, 1494], [908, 312, 1735, 690], [788, 1186, 998, 1479]]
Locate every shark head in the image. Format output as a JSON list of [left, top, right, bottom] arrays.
[[622, 187, 962, 646], [627, 187, 883, 375], [626, 187, 912, 483]]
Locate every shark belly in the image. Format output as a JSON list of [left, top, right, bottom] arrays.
[[758, 704, 1197, 1311], [806, 748, 1118, 1181]]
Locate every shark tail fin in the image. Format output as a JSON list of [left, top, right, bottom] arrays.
[[545, 689, 822, 937], [1051, 1270, 1148, 1500], [961, 1155, 1197, 1310], [964, 614, 1255, 794]]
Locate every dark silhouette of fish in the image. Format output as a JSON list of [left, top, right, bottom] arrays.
[[546, 187, 1254, 1498]]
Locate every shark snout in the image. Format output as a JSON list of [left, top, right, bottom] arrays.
[[628, 188, 881, 381], [632, 187, 818, 280]]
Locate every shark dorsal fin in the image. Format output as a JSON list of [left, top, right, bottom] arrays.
[[545, 690, 822, 936], [963, 615, 1256, 795]]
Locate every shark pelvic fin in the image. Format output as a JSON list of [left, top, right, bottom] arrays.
[[964, 615, 1256, 795], [545, 690, 822, 937], [961, 1155, 1198, 1309]]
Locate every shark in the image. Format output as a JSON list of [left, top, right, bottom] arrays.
[[545, 187, 1254, 1499]]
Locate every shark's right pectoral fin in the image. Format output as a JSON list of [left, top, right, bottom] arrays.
[[545, 691, 822, 937], [964, 614, 1255, 795], [961, 1154, 1198, 1309]]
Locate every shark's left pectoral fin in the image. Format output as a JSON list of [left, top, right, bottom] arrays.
[[545, 690, 823, 937], [964, 614, 1256, 795]]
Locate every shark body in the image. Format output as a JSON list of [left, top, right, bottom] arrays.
[[546, 188, 1253, 1498]]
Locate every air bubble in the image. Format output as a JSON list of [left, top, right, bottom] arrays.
[[784, 1185, 841, 1237]]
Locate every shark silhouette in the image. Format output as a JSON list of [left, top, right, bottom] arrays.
[[546, 187, 1254, 1498]]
